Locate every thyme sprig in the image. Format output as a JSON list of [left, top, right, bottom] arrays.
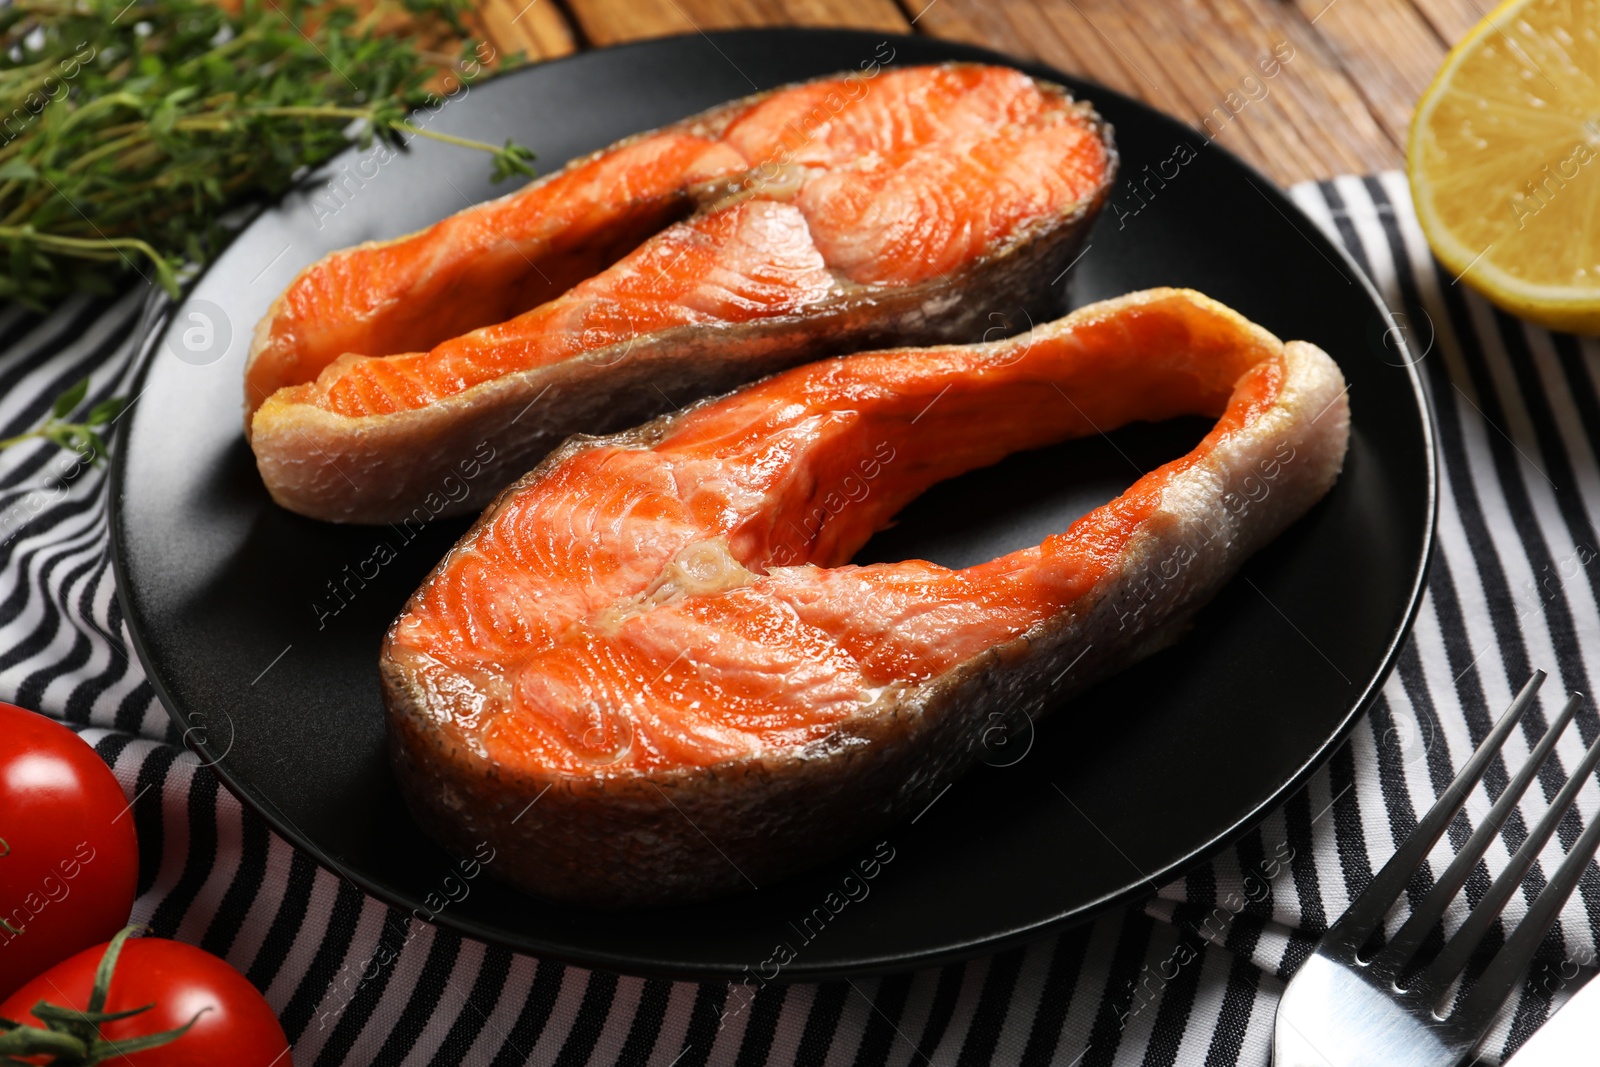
[[0, 375, 124, 464], [0, 0, 534, 308]]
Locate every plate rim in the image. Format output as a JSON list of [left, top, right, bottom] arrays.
[[109, 25, 1439, 981]]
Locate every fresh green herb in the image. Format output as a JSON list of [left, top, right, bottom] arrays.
[[0, 0, 535, 308], [0, 375, 125, 464]]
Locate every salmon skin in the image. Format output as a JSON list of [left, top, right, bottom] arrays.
[[381, 288, 1351, 907], [247, 64, 1116, 523]]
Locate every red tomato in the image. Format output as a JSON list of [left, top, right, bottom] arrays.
[[0, 702, 138, 1000], [0, 936, 293, 1066]]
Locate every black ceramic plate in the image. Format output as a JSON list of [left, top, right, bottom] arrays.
[[111, 29, 1435, 981]]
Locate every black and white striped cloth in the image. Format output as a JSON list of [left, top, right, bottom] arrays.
[[4, 171, 1598, 1066]]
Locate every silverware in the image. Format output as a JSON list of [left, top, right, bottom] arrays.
[[1273, 670, 1600, 1067]]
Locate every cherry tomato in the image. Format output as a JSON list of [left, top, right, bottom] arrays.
[[0, 935, 293, 1066], [0, 702, 138, 1000]]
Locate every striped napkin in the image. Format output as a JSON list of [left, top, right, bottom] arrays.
[[2, 171, 1597, 1066]]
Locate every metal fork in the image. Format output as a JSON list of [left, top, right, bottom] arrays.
[[1273, 670, 1600, 1067]]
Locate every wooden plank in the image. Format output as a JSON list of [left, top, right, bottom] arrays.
[[899, 0, 1403, 184], [1284, 0, 1448, 162], [231, 0, 576, 86], [473, 0, 579, 63], [1407, 0, 1497, 44], [564, 0, 909, 49]]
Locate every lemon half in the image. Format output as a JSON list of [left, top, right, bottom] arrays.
[[1409, 0, 1600, 333]]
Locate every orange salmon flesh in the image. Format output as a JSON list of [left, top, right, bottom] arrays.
[[247, 65, 1111, 422], [385, 290, 1318, 778]]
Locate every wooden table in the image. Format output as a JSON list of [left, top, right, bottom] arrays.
[[464, 0, 1496, 186]]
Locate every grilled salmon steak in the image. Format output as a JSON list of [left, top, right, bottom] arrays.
[[247, 64, 1115, 523], [381, 289, 1351, 906]]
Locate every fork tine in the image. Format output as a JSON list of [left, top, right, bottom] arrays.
[[1417, 717, 1600, 1001], [1452, 752, 1600, 1026], [1375, 692, 1584, 979], [1325, 670, 1546, 952]]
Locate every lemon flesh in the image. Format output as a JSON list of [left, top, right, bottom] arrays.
[[1409, 0, 1600, 333]]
